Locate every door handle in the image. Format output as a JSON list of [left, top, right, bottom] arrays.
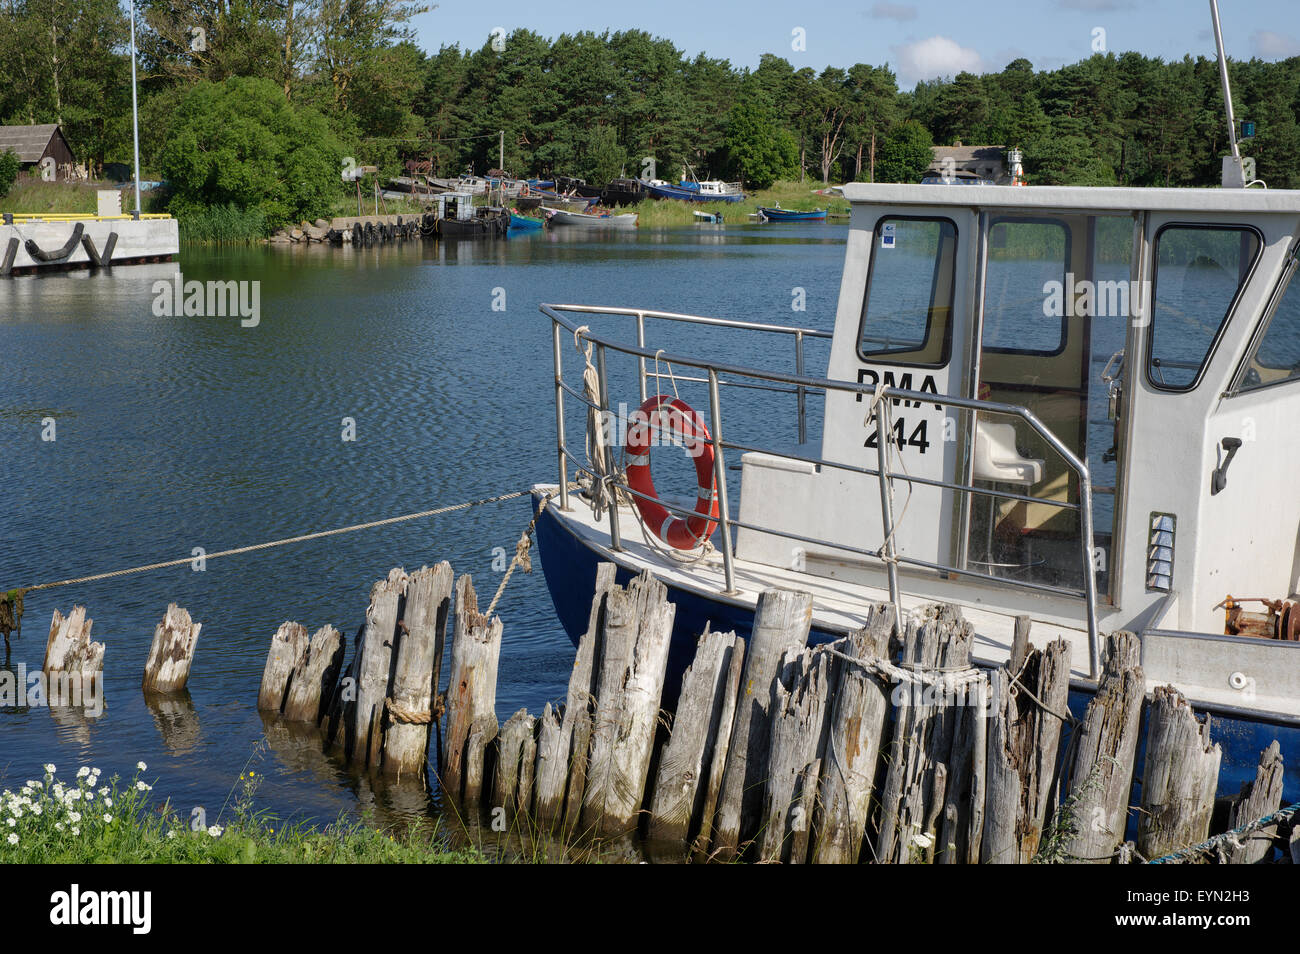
[[1211, 437, 1242, 495]]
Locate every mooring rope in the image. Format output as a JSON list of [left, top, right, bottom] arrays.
[[0, 485, 562, 640], [1146, 798, 1300, 864]]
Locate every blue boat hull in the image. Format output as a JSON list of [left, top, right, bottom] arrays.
[[532, 492, 1300, 806], [509, 214, 543, 230], [645, 183, 744, 203], [759, 208, 826, 221]]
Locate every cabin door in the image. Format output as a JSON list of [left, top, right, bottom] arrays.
[[824, 210, 974, 572]]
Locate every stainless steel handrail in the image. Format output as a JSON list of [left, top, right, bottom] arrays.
[[542, 302, 1102, 676]]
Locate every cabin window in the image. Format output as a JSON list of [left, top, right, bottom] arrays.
[[1148, 225, 1261, 391], [858, 217, 957, 367], [983, 218, 1070, 355], [1237, 260, 1300, 392]]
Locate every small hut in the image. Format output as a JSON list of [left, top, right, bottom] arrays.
[[0, 124, 78, 179]]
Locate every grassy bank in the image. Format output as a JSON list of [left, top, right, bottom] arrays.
[[0, 760, 480, 864], [620, 178, 850, 228]]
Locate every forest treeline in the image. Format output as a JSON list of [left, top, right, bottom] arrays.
[[2, 1, 1298, 229]]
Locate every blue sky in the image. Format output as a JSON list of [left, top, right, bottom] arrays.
[[410, 0, 1300, 88]]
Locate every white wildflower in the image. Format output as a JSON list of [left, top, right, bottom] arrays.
[[136, 762, 147, 772], [70, 827, 79, 836], [77, 767, 90, 779], [207, 825, 223, 838], [166, 830, 176, 840], [5, 818, 13, 828], [55, 822, 64, 831], [68, 811, 81, 824], [912, 831, 934, 850], [30, 806, 41, 817], [6, 833, 16, 845], [104, 797, 113, 808], [103, 814, 112, 823], [43, 763, 55, 775], [135, 781, 151, 792]]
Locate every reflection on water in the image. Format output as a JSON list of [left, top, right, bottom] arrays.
[[0, 224, 843, 841]]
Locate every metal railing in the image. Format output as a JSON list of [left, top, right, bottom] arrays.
[[541, 303, 1102, 677]]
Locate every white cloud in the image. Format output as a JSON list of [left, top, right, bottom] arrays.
[[890, 36, 985, 87], [1251, 30, 1300, 59], [870, 2, 917, 20]]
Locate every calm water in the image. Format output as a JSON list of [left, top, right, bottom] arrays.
[[0, 225, 844, 828]]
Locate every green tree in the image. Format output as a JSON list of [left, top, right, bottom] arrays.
[[874, 119, 933, 183], [723, 89, 796, 189], [159, 76, 344, 230], [0, 149, 19, 196]]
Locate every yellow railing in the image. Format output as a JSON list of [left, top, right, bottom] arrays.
[[3, 213, 173, 222]]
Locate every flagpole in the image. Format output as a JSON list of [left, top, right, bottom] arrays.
[[129, 0, 142, 218]]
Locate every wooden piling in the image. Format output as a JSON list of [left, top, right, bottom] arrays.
[[1062, 631, 1144, 863], [493, 708, 538, 819], [647, 627, 745, 847], [383, 563, 453, 778], [257, 621, 309, 713], [1137, 685, 1222, 860], [441, 574, 502, 807], [981, 633, 1071, 863], [1222, 741, 1285, 864], [712, 588, 812, 857], [142, 604, 201, 693], [533, 563, 617, 827], [814, 604, 895, 864], [282, 625, 345, 724], [581, 570, 675, 836], [760, 645, 834, 863], [874, 603, 972, 864], [43, 606, 105, 675], [355, 568, 406, 770]]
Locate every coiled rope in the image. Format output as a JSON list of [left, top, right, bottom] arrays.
[[1147, 799, 1300, 864]]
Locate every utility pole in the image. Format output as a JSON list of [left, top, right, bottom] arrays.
[[499, 130, 505, 171], [129, 0, 142, 218]]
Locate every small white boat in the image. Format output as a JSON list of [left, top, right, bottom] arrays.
[[543, 208, 638, 230]]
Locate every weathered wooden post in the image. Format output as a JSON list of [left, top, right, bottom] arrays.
[[814, 604, 895, 864], [43, 606, 105, 676], [142, 604, 201, 693], [1061, 631, 1144, 863], [533, 563, 617, 827], [493, 709, 538, 821], [355, 569, 407, 771], [1223, 741, 1285, 864], [282, 625, 345, 723], [875, 603, 972, 864], [258, 621, 309, 713], [760, 645, 834, 863], [383, 563, 454, 778], [581, 570, 675, 836], [981, 630, 1071, 863], [712, 588, 812, 858], [441, 573, 502, 808], [1137, 685, 1222, 860], [647, 627, 746, 847]]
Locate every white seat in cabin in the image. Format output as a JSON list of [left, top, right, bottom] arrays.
[[973, 420, 1044, 486]]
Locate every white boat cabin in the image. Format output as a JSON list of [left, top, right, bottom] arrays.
[[541, 181, 1300, 719]]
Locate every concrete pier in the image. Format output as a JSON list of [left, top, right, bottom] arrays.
[[0, 214, 179, 276]]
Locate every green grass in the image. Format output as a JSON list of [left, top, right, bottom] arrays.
[[623, 178, 850, 227], [177, 203, 270, 244], [0, 758, 481, 864]]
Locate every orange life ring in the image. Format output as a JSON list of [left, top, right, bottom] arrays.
[[624, 395, 719, 549]]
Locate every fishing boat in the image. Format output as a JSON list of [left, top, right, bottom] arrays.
[[693, 210, 723, 224], [644, 181, 744, 204], [433, 193, 508, 237], [757, 206, 827, 222], [508, 211, 544, 230], [531, 170, 1300, 797], [602, 178, 645, 207], [542, 208, 638, 230]]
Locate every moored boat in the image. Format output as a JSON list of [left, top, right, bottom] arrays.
[[693, 210, 723, 224], [508, 211, 543, 230], [542, 208, 638, 230], [757, 206, 827, 222], [644, 181, 744, 203], [601, 178, 645, 207]]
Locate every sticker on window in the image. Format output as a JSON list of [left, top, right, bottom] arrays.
[[881, 223, 896, 249]]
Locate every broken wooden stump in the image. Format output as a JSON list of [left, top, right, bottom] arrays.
[[647, 627, 745, 848], [875, 603, 973, 864], [43, 606, 105, 677], [981, 629, 1071, 863], [533, 563, 617, 829], [1222, 741, 1285, 864], [441, 573, 502, 807], [258, 621, 309, 714], [581, 570, 675, 836], [281, 625, 345, 723], [354, 568, 407, 771], [712, 588, 812, 857], [760, 644, 834, 863], [383, 563, 453, 779], [1062, 631, 1144, 863], [493, 708, 538, 821], [1137, 685, 1222, 860], [142, 603, 201, 693], [814, 604, 895, 864]]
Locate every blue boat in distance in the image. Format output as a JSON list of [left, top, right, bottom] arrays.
[[757, 206, 827, 221], [644, 181, 745, 203], [509, 212, 543, 230]]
